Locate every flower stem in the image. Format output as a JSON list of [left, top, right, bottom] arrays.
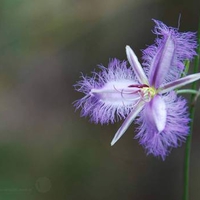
[[182, 60, 190, 77], [183, 20, 200, 200], [177, 89, 200, 95]]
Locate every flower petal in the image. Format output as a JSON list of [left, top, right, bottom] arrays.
[[74, 59, 140, 124], [90, 80, 140, 105], [159, 73, 200, 94], [126, 45, 149, 85], [142, 20, 197, 88], [111, 101, 145, 146], [135, 92, 190, 160], [148, 35, 175, 88], [144, 95, 167, 132]]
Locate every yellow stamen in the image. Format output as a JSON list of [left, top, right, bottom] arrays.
[[141, 86, 157, 102]]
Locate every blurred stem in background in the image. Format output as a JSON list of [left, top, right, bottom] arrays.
[[183, 19, 200, 200]]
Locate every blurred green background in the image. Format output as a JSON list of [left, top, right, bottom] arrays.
[[0, 0, 200, 199]]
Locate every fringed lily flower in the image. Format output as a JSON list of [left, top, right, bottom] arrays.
[[74, 20, 200, 159]]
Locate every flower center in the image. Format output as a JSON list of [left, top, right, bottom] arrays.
[[128, 84, 157, 102]]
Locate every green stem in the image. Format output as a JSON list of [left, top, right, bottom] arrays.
[[183, 20, 200, 200], [177, 89, 200, 95], [182, 60, 190, 77]]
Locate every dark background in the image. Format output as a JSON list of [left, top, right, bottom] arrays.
[[0, 0, 200, 199]]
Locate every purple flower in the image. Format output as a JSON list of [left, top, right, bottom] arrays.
[[74, 20, 200, 159]]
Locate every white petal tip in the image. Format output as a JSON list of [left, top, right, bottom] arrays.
[[110, 140, 116, 146], [125, 45, 132, 53], [110, 130, 122, 146]]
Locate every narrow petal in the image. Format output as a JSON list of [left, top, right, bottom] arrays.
[[111, 101, 145, 146], [126, 45, 149, 85], [159, 73, 200, 94]]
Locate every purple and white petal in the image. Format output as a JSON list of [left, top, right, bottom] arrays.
[[74, 59, 140, 124], [144, 95, 167, 133], [148, 34, 175, 88], [143, 20, 197, 88], [135, 92, 190, 160], [111, 101, 145, 146], [126, 45, 149, 85], [159, 73, 200, 94]]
